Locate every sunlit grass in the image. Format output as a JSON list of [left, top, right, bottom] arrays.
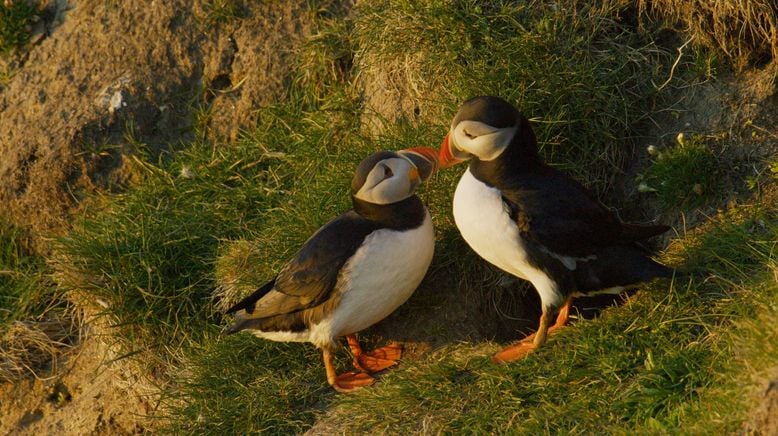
[[37, 0, 778, 432], [316, 196, 778, 433]]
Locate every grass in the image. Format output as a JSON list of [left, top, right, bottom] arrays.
[[638, 0, 777, 68], [199, 0, 246, 26], [0, 220, 70, 381], [638, 134, 722, 209], [162, 332, 334, 434], [52, 104, 349, 365], [354, 0, 676, 194], [28, 0, 775, 432], [0, 0, 38, 54], [0, 220, 50, 327], [315, 194, 778, 433]]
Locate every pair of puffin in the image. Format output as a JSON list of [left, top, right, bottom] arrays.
[[226, 95, 671, 392]]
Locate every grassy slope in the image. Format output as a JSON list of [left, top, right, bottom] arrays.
[[321, 197, 778, 433], [16, 0, 772, 433]]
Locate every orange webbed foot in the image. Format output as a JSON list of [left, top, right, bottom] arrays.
[[332, 371, 375, 393], [354, 342, 403, 373], [491, 341, 538, 364]]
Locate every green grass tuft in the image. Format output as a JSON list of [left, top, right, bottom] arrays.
[[0, 0, 37, 54], [200, 0, 246, 26], [639, 134, 722, 209], [52, 97, 375, 366], [0, 220, 51, 327]]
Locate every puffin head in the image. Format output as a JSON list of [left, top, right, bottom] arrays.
[[438, 96, 537, 168], [351, 147, 439, 205]]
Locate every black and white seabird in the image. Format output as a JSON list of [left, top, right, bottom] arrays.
[[437, 96, 673, 363], [226, 147, 439, 392]]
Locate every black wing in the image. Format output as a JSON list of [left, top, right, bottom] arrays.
[[502, 169, 666, 257], [225, 210, 380, 319], [225, 277, 277, 314]]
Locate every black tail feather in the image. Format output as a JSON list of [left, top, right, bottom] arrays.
[[574, 245, 674, 293], [225, 276, 277, 315]]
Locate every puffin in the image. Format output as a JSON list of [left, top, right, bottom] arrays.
[[437, 96, 673, 363], [225, 147, 440, 392]]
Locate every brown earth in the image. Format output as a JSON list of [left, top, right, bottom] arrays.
[[0, 0, 327, 433], [0, 323, 156, 435], [747, 375, 778, 436], [0, 0, 314, 251]]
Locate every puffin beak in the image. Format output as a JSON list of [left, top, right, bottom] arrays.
[[409, 165, 420, 184], [438, 133, 465, 168], [398, 147, 439, 181]]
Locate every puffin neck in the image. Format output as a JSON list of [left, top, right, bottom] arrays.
[[351, 195, 426, 230], [470, 146, 544, 188]]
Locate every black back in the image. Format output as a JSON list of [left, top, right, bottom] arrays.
[[464, 98, 667, 257], [224, 195, 427, 328]]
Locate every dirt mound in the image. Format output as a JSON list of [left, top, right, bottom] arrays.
[[0, 327, 156, 435], [0, 0, 313, 251], [1, 0, 322, 433], [747, 376, 778, 435]]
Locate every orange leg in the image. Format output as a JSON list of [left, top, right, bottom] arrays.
[[347, 334, 403, 374], [322, 348, 374, 393], [492, 297, 573, 364]]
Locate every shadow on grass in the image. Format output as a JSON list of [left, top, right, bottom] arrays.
[[309, 192, 778, 433], [163, 331, 337, 434]]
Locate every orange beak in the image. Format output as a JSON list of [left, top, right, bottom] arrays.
[[408, 165, 420, 183], [438, 133, 465, 168], [399, 146, 440, 180]]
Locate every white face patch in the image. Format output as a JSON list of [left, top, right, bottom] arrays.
[[353, 157, 417, 205], [450, 120, 517, 161]]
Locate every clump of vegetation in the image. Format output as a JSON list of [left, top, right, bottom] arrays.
[[0, 0, 38, 54], [200, 0, 246, 26], [0, 221, 48, 327], [638, 134, 721, 209], [638, 0, 777, 68], [0, 220, 72, 381], [51, 99, 370, 369], [354, 0, 675, 194]]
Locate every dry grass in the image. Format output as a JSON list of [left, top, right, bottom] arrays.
[[639, 0, 778, 68], [0, 311, 78, 382], [212, 239, 271, 314]]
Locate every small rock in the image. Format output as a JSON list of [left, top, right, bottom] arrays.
[[109, 90, 123, 114], [29, 21, 47, 45], [646, 145, 659, 156], [692, 183, 703, 195]]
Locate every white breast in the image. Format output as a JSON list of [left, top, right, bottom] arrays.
[[308, 211, 435, 348], [452, 169, 562, 309]]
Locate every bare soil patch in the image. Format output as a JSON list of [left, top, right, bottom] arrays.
[[0, 0, 313, 251], [1, 0, 321, 433]]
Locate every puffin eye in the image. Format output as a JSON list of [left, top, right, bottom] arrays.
[[383, 164, 393, 178], [463, 129, 475, 139]]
